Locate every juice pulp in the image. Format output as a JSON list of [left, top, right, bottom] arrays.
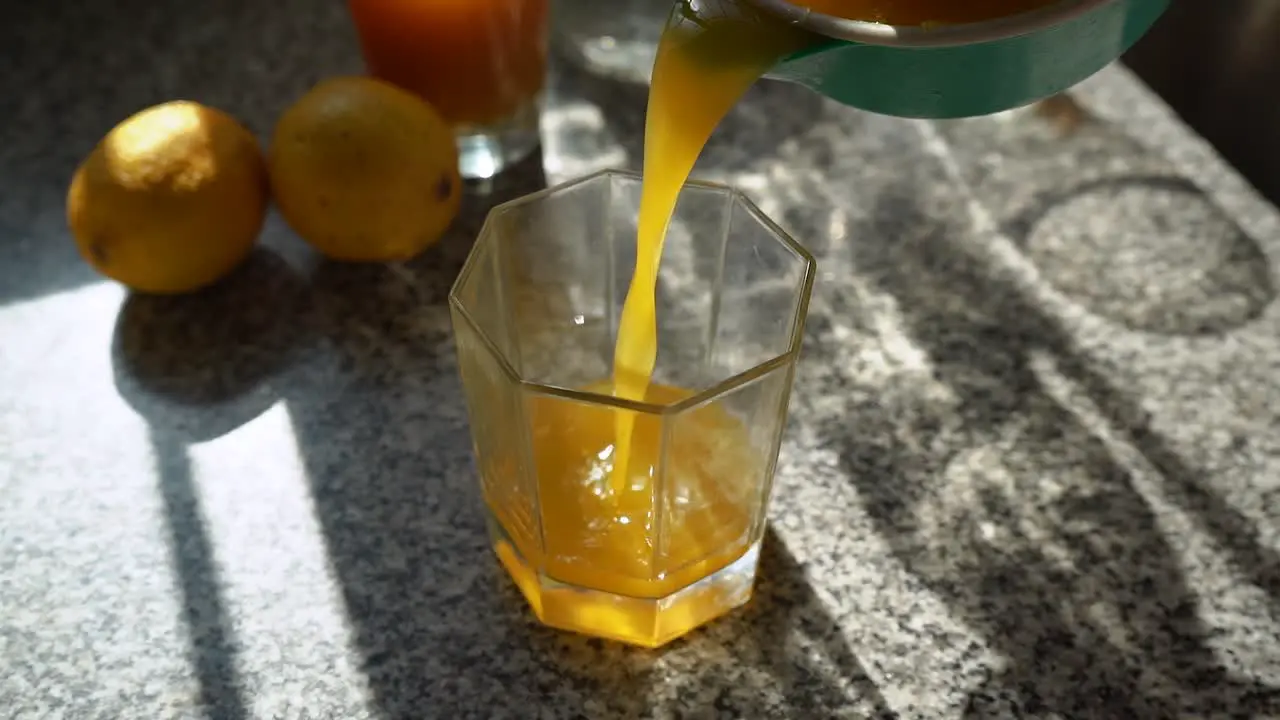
[[347, 0, 549, 127], [494, 383, 760, 647]]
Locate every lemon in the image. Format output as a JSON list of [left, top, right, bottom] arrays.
[[268, 76, 463, 262], [66, 101, 269, 294]]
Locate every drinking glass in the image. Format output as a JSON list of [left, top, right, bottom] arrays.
[[449, 169, 815, 648], [348, 0, 549, 179]]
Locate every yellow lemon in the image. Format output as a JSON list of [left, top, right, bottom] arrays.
[[268, 76, 463, 262], [67, 100, 269, 294]]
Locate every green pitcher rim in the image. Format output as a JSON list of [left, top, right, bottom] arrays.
[[741, 0, 1121, 47]]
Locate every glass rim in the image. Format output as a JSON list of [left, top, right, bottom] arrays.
[[448, 167, 817, 416]]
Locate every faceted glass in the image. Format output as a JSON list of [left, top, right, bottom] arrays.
[[449, 169, 815, 648]]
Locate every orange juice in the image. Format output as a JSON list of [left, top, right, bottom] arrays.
[[347, 0, 549, 127], [493, 382, 761, 647]]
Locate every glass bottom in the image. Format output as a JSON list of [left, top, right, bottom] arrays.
[[488, 511, 760, 648], [455, 98, 541, 181]]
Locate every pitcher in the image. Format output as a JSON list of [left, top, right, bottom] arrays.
[[693, 0, 1172, 118]]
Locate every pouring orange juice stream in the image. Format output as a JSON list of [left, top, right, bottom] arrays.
[[611, 1, 813, 489]]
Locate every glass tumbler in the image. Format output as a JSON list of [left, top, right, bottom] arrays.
[[449, 170, 814, 648], [348, 0, 549, 180]]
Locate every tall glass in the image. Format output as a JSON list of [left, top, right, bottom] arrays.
[[348, 0, 548, 180], [449, 170, 815, 648]]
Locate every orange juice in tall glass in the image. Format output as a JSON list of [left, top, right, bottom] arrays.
[[348, 0, 549, 179]]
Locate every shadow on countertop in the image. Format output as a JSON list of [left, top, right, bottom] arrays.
[[667, 526, 897, 720], [107, 151, 540, 719], [810, 174, 1280, 717], [112, 248, 314, 720], [1002, 174, 1275, 338], [929, 94, 1278, 340]]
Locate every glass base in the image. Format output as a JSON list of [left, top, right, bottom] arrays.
[[488, 512, 760, 648], [455, 98, 541, 181]]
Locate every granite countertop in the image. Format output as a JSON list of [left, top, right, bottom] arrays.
[[6, 1, 1280, 718]]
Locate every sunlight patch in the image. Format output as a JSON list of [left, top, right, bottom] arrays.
[[184, 404, 372, 715]]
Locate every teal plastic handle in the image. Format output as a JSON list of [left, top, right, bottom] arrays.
[[766, 0, 1170, 118]]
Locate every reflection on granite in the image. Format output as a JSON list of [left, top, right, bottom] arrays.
[[5, 0, 1280, 718], [932, 94, 1275, 336]]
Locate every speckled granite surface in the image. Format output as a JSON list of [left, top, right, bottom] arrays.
[[5, 1, 1280, 718]]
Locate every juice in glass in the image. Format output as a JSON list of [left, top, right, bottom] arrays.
[[450, 169, 814, 648], [347, 0, 549, 178]]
